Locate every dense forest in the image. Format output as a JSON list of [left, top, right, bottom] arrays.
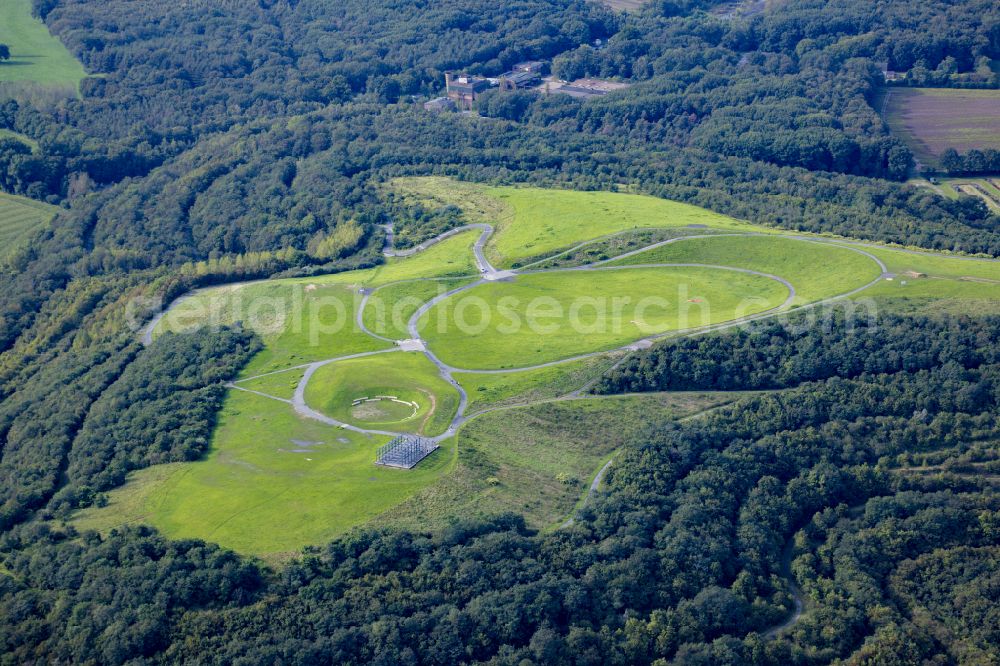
[[0, 0, 998, 663], [594, 314, 1000, 393], [2, 327, 998, 663]]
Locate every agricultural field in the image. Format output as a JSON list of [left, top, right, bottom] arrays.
[[0, 0, 87, 92], [0, 191, 58, 260], [882, 87, 1000, 166], [77, 178, 1000, 559]]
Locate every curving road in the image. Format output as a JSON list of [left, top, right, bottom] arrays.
[[145, 221, 902, 640], [152, 222, 893, 448]]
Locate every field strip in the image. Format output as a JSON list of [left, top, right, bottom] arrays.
[[514, 226, 730, 270], [227, 384, 293, 404], [586, 232, 757, 266]]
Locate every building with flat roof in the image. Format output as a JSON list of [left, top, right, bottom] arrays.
[[513, 61, 546, 73], [423, 96, 456, 113], [446, 73, 491, 109], [498, 69, 541, 89]]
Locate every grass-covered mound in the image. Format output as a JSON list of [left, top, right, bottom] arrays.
[[304, 352, 460, 435]]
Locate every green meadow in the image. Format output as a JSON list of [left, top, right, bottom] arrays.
[[485, 186, 757, 267], [370, 228, 480, 283], [419, 266, 789, 369], [456, 354, 620, 413], [390, 176, 757, 268], [74, 388, 453, 559], [607, 234, 884, 304], [0, 191, 57, 259], [849, 244, 1000, 314], [234, 367, 305, 402], [155, 280, 392, 376], [75, 178, 1000, 558], [0, 0, 87, 90], [362, 278, 473, 340]]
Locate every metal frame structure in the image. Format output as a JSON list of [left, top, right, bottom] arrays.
[[375, 435, 439, 469]]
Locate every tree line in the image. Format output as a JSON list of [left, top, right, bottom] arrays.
[[1, 314, 997, 663], [593, 314, 1000, 394], [940, 148, 1000, 176]]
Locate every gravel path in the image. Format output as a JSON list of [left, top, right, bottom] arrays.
[[146, 224, 892, 448], [143, 222, 901, 636]]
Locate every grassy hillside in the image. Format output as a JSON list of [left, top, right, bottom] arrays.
[[419, 266, 789, 369], [304, 352, 461, 436], [0, 192, 57, 259], [0, 0, 86, 91], [76, 180, 1000, 559], [607, 234, 883, 304], [73, 388, 432, 559]]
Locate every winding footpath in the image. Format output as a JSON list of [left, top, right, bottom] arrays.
[[142, 221, 897, 636], [165, 223, 895, 445]]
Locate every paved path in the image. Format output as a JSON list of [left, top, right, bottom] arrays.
[[146, 221, 895, 447], [140, 218, 943, 632]]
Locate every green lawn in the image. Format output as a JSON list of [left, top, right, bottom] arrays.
[[606, 235, 884, 304], [155, 280, 393, 377], [234, 367, 306, 402], [367, 229, 479, 284], [389, 177, 763, 268], [304, 352, 460, 436], [362, 278, 473, 340], [73, 388, 456, 561], [484, 186, 758, 267], [846, 244, 1000, 314], [856, 245, 1000, 281], [0, 191, 57, 259], [456, 354, 620, 414], [419, 266, 789, 369], [0, 0, 87, 90]]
